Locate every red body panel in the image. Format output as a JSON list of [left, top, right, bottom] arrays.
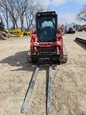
[[30, 33, 63, 62]]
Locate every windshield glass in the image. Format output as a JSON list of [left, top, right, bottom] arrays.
[[38, 17, 56, 42]]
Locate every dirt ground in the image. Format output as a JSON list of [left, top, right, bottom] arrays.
[[0, 31, 86, 115]]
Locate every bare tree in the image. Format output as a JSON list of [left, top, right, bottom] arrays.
[[0, 0, 9, 28], [0, 0, 46, 30], [7, 0, 18, 28], [76, 5, 86, 22], [0, 8, 9, 29], [0, 0, 18, 29], [25, 0, 46, 29], [15, 0, 29, 31]]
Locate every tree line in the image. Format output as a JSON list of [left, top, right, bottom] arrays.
[[0, 0, 86, 31], [76, 5, 86, 23], [0, 0, 46, 31]]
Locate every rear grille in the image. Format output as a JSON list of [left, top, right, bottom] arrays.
[[40, 48, 55, 54]]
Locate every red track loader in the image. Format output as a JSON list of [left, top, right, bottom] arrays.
[[28, 11, 67, 65]]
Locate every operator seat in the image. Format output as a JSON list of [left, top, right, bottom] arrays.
[[39, 26, 55, 42]]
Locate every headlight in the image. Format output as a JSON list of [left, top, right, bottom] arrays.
[[56, 41, 60, 45], [34, 42, 39, 46]]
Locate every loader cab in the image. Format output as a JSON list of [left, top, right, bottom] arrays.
[[36, 11, 57, 42]]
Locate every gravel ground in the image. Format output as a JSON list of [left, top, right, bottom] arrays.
[[0, 31, 86, 115]]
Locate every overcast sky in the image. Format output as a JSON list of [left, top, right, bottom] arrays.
[[39, 0, 86, 25]]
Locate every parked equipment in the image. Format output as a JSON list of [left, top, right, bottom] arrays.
[[77, 25, 86, 32], [28, 11, 68, 65], [0, 15, 10, 40], [76, 37, 86, 44], [65, 23, 76, 33]]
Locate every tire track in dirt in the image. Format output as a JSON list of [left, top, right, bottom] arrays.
[[23, 67, 48, 115]]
